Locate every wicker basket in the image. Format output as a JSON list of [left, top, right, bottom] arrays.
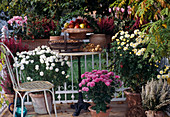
[[64, 28, 93, 39]]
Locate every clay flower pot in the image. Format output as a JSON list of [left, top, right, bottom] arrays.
[[29, 93, 52, 114], [50, 36, 64, 41], [124, 90, 141, 108], [90, 34, 106, 48], [88, 106, 112, 117], [145, 110, 165, 117]]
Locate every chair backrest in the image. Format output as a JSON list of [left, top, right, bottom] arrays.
[[0, 42, 21, 90]]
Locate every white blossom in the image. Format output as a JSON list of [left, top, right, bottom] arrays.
[[27, 77, 31, 81], [55, 68, 59, 72], [40, 71, 44, 76], [20, 65, 24, 70], [35, 65, 39, 70], [51, 63, 55, 67], [61, 62, 64, 66], [64, 56, 69, 61], [62, 71, 65, 75], [66, 75, 70, 78], [50, 66, 53, 70]]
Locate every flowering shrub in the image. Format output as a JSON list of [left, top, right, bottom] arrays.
[[7, 16, 27, 39], [110, 29, 159, 93], [79, 70, 121, 113], [27, 16, 60, 39], [157, 65, 170, 84], [15, 45, 70, 89]]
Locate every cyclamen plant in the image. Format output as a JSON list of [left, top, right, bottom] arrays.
[[79, 70, 121, 113], [15, 45, 70, 89]]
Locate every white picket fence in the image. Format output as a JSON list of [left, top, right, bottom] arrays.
[[24, 52, 126, 105], [0, 52, 126, 113]]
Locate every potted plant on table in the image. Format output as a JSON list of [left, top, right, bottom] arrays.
[[79, 70, 121, 117], [15, 45, 70, 114], [142, 78, 170, 117], [110, 29, 159, 108], [90, 17, 115, 48]]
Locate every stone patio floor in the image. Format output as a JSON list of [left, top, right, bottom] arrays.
[[1, 101, 128, 117]]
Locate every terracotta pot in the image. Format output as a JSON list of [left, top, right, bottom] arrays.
[[90, 34, 106, 48], [145, 110, 165, 117], [124, 90, 141, 108], [50, 36, 64, 41], [155, 111, 165, 117], [5, 94, 15, 112], [88, 106, 111, 117], [29, 93, 52, 114], [69, 33, 86, 39]]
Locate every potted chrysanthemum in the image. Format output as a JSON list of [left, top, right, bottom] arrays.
[[110, 29, 159, 108], [79, 70, 121, 117], [15, 45, 70, 114]]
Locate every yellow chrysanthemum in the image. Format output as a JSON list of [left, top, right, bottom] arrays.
[[127, 40, 129, 42], [129, 52, 132, 54], [162, 75, 166, 79], [120, 54, 122, 56], [117, 42, 120, 45], [118, 46, 121, 49], [123, 38, 126, 41], [116, 39, 119, 42]]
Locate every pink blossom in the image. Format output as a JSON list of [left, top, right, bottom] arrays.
[[24, 16, 27, 21], [102, 70, 108, 74], [92, 70, 97, 72], [116, 7, 120, 11], [121, 8, 125, 13], [85, 72, 89, 74], [128, 11, 132, 14], [105, 81, 110, 86], [87, 82, 90, 86], [115, 75, 120, 78], [102, 79, 106, 82], [81, 74, 85, 78], [86, 78, 91, 82], [96, 70, 102, 75], [79, 90, 82, 92], [127, 6, 131, 9], [90, 82, 95, 87], [109, 8, 111, 13], [13, 16, 20, 20], [15, 20, 20, 24], [81, 79, 86, 85], [108, 79, 113, 82], [94, 78, 100, 83], [79, 83, 82, 87], [3, 26, 8, 30], [107, 72, 114, 76], [82, 87, 89, 92], [7, 20, 13, 25]]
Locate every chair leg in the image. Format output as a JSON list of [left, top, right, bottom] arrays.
[[52, 88, 57, 117], [21, 96, 25, 117], [44, 90, 51, 117], [13, 92, 17, 117]]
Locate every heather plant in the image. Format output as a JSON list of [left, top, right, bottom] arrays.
[[142, 78, 170, 111], [79, 70, 121, 113]]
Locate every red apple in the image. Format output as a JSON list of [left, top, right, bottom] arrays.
[[69, 23, 74, 28], [87, 25, 91, 28], [70, 20, 74, 24], [74, 24, 80, 28]]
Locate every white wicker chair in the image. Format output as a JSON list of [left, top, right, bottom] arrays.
[[0, 42, 57, 117]]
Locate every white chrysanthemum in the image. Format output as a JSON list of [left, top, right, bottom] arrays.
[[51, 63, 55, 67], [55, 68, 59, 72], [123, 47, 128, 51], [125, 34, 130, 38], [14, 57, 18, 61], [66, 61, 71, 67], [125, 31, 128, 34], [59, 58, 63, 62], [61, 62, 64, 66], [40, 71, 44, 76], [138, 31, 141, 35], [41, 45, 45, 49], [157, 75, 161, 79], [130, 34, 135, 38], [126, 44, 129, 47], [35, 65, 39, 70], [46, 67, 49, 70], [112, 36, 116, 40], [159, 70, 163, 74], [133, 49, 137, 54], [20, 65, 24, 70], [151, 54, 155, 58], [55, 59, 58, 62], [27, 77, 31, 81], [132, 43, 138, 48], [130, 42, 133, 47], [118, 46, 121, 49], [121, 42, 125, 46], [40, 59, 44, 64], [120, 31, 124, 35], [62, 71, 65, 75], [30, 60, 34, 63], [16, 52, 19, 56], [136, 51, 142, 56], [26, 56, 30, 59], [25, 61, 29, 65], [120, 36, 123, 40], [50, 58, 54, 63], [50, 66, 53, 70], [66, 75, 70, 78], [64, 56, 69, 61], [134, 29, 139, 35]]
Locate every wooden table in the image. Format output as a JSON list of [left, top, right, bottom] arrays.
[[59, 52, 100, 116]]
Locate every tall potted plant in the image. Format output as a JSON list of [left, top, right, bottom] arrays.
[[110, 29, 159, 107], [15, 45, 70, 114], [90, 17, 115, 48], [79, 70, 121, 117]]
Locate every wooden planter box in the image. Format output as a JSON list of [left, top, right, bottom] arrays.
[[17, 39, 49, 50]]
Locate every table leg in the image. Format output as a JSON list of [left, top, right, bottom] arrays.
[[71, 56, 90, 116]]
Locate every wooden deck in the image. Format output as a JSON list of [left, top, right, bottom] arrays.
[[1, 101, 128, 117]]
